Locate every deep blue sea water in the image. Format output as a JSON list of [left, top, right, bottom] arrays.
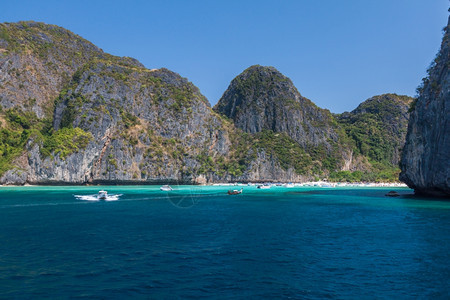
[[0, 185, 449, 299]]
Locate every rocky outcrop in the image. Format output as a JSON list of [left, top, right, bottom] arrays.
[[214, 65, 340, 149], [214, 65, 354, 174], [400, 17, 450, 197]]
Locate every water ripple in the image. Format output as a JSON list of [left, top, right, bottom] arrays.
[[0, 187, 449, 298]]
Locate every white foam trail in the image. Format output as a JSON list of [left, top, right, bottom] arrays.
[[104, 194, 121, 201], [74, 194, 122, 201]]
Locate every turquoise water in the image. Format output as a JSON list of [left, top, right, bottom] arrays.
[[0, 185, 449, 298]]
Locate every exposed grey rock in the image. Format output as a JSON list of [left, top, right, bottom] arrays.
[[0, 21, 139, 119], [22, 61, 232, 184], [0, 168, 27, 185], [214, 65, 339, 149], [400, 17, 450, 197], [243, 150, 309, 182]]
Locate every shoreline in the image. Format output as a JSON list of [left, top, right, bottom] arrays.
[[0, 181, 409, 188], [211, 181, 409, 188]]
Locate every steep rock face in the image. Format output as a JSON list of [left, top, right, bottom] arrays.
[[338, 94, 413, 167], [400, 17, 450, 197], [24, 62, 232, 184], [214, 65, 339, 149], [243, 150, 311, 182]]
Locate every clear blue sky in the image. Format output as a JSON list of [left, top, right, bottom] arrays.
[[2, 0, 449, 112]]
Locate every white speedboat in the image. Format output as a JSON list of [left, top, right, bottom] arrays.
[[74, 190, 121, 201], [98, 190, 108, 200], [160, 185, 173, 191]]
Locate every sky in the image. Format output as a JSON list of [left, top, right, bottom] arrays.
[[2, 0, 449, 113]]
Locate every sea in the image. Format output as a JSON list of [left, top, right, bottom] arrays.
[[0, 185, 449, 299]]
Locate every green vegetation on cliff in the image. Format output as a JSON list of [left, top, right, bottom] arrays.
[[0, 107, 92, 176], [252, 130, 312, 174], [329, 168, 401, 183], [0, 108, 37, 175], [40, 127, 92, 158], [337, 94, 412, 165], [334, 94, 413, 182], [0, 21, 142, 69]]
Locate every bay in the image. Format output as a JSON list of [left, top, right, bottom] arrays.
[[0, 185, 449, 299]]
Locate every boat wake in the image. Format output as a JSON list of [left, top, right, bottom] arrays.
[[74, 194, 122, 201]]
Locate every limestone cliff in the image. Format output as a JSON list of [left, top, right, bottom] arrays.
[[214, 65, 353, 175], [214, 65, 340, 149], [0, 21, 417, 185], [25, 63, 232, 184], [400, 17, 450, 197]]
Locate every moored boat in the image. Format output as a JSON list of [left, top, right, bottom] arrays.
[[385, 191, 400, 197], [228, 188, 243, 195], [257, 184, 271, 189]]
